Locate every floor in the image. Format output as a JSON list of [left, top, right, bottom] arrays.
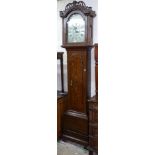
[[57, 140, 89, 155]]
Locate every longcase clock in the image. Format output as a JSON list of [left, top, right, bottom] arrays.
[[60, 1, 96, 146]]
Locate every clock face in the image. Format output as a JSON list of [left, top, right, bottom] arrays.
[[67, 14, 85, 43]]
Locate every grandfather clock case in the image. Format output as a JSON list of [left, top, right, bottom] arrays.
[[60, 1, 96, 146]]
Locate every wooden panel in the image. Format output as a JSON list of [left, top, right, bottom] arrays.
[[89, 136, 98, 150], [57, 97, 64, 139], [63, 112, 88, 134], [89, 109, 98, 124], [57, 93, 67, 139], [67, 50, 87, 113], [88, 97, 98, 153], [57, 98, 62, 138], [89, 125, 98, 137]]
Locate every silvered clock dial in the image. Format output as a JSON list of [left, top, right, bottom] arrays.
[[67, 14, 85, 43]]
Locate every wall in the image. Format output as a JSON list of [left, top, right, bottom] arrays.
[[57, 0, 98, 96]]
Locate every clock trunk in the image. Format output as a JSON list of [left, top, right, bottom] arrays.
[[62, 46, 91, 146]]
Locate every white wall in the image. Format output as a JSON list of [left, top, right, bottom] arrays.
[[57, 0, 98, 96]]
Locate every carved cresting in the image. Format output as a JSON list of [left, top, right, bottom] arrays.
[[60, 1, 96, 18]]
